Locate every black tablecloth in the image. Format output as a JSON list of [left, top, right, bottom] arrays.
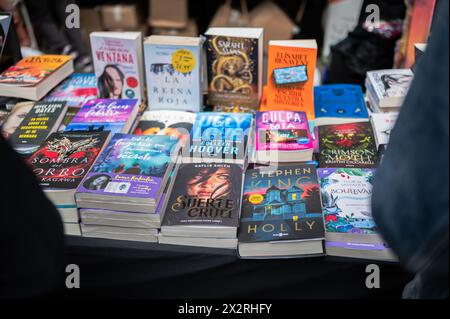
[[61, 236, 412, 299]]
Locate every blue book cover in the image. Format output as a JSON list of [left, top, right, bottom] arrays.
[[314, 84, 368, 120], [188, 112, 253, 163]]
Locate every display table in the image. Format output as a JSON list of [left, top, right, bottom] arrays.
[[62, 236, 412, 299]]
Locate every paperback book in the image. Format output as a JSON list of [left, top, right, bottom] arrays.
[[365, 69, 413, 111], [90, 32, 145, 103], [238, 164, 325, 258], [1, 101, 34, 139], [314, 84, 369, 126], [9, 101, 67, 155], [318, 168, 396, 260], [255, 110, 313, 163], [45, 73, 99, 107], [205, 28, 263, 109], [144, 35, 204, 112], [76, 134, 181, 213], [318, 122, 378, 168], [370, 112, 399, 149], [0, 55, 74, 100], [266, 40, 317, 120], [133, 110, 196, 144], [161, 162, 243, 239], [65, 98, 139, 135], [188, 112, 253, 164]]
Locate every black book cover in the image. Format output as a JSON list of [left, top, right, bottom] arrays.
[[9, 101, 67, 154], [238, 164, 325, 243], [318, 122, 378, 168], [27, 131, 110, 189], [163, 162, 243, 228]]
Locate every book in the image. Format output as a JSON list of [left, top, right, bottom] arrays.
[[75, 134, 181, 213], [238, 164, 325, 258], [318, 168, 396, 260], [370, 112, 399, 149], [144, 35, 204, 112], [318, 122, 378, 168], [0, 55, 74, 100], [57, 106, 81, 132], [314, 84, 369, 126], [65, 98, 139, 135], [266, 40, 317, 120], [255, 111, 313, 163], [45, 73, 99, 107], [205, 27, 263, 109], [9, 101, 67, 155], [133, 110, 196, 144], [1, 101, 34, 139], [161, 162, 243, 240], [90, 32, 145, 103], [27, 131, 110, 206], [187, 112, 253, 165], [80, 224, 158, 242], [365, 69, 414, 111]]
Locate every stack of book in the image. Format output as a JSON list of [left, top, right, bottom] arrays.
[[370, 112, 399, 154], [365, 69, 414, 113], [159, 162, 243, 249], [27, 131, 110, 236], [75, 134, 182, 242]]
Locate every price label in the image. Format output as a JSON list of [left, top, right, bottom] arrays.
[[172, 49, 195, 74]]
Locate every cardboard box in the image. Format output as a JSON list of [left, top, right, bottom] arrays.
[[151, 19, 197, 37], [80, 7, 104, 47], [148, 0, 188, 29], [100, 4, 142, 30]]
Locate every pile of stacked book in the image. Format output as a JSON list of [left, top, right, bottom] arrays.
[[0, 26, 418, 262]]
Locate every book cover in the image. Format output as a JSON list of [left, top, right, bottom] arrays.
[[366, 69, 413, 101], [76, 134, 179, 200], [90, 33, 144, 102], [318, 123, 378, 168], [27, 131, 110, 189], [0, 55, 71, 86], [189, 112, 253, 162], [318, 168, 378, 237], [370, 112, 399, 147], [58, 106, 81, 132], [9, 101, 66, 154], [45, 73, 99, 107], [144, 38, 202, 112], [163, 162, 243, 228], [206, 32, 261, 108], [133, 110, 196, 142], [65, 99, 138, 135], [266, 41, 317, 120], [239, 164, 324, 243], [314, 84, 368, 120], [256, 111, 313, 152]]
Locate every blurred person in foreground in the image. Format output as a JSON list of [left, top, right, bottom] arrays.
[[372, 0, 449, 299], [0, 135, 64, 298]]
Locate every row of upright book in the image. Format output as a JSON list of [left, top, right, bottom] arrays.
[[0, 27, 415, 262]]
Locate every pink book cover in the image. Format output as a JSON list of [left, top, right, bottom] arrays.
[[256, 111, 314, 152]]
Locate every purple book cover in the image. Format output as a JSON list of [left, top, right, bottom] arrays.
[[256, 111, 313, 152], [66, 99, 138, 134], [76, 133, 179, 200]]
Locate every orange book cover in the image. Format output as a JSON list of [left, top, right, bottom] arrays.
[[0, 55, 71, 86], [405, 0, 436, 68], [266, 40, 317, 120]]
